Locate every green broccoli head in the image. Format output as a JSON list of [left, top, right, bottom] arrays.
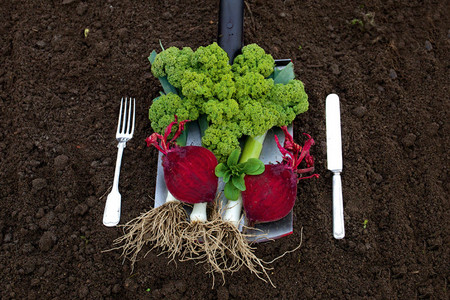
[[213, 73, 236, 100], [268, 79, 309, 126], [151, 47, 179, 78], [151, 47, 194, 89], [148, 93, 199, 134], [192, 42, 232, 82], [166, 47, 194, 89], [203, 98, 240, 126], [234, 72, 274, 100], [232, 44, 275, 78], [180, 70, 214, 101], [238, 99, 278, 137], [149, 42, 310, 161], [201, 123, 242, 163]]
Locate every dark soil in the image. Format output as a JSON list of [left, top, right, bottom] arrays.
[[1, 0, 449, 299]]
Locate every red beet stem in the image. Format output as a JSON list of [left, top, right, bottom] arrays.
[[145, 115, 190, 155], [275, 127, 318, 181]]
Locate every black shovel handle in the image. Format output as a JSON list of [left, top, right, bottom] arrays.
[[218, 0, 244, 64]]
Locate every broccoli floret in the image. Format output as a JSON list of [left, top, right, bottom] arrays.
[[201, 123, 242, 163], [151, 47, 179, 78], [213, 73, 236, 100], [166, 47, 194, 89], [192, 42, 231, 83], [151, 47, 194, 89], [180, 70, 214, 101], [203, 98, 240, 126], [238, 100, 278, 137], [148, 93, 199, 134], [232, 44, 275, 78], [234, 72, 274, 100], [268, 79, 309, 126]]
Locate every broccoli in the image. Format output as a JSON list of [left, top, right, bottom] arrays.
[[180, 70, 214, 100], [234, 72, 274, 100], [238, 100, 278, 137], [213, 73, 236, 100], [148, 93, 199, 135], [192, 42, 232, 82], [201, 123, 242, 163], [148, 42, 308, 163], [232, 44, 275, 78], [268, 79, 309, 127], [151, 47, 194, 89], [203, 98, 240, 126]]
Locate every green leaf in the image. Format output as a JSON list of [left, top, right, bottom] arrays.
[[235, 163, 245, 173], [253, 164, 265, 175], [176, 125, 188, 147], [268, 68, 279, 80], [241, 158, 265, 175], [274, 62, 295, 85], [224, 182, 240, 200], [232, 174, 246, 192], [159, 76, 178, 95], [198, 114, 209, 137], [148, 50, 157, 64], [227, 149, 241, 167], [148, 50, 177, 94], [215, 163, 229, 177], [223, 170, 232, 183]]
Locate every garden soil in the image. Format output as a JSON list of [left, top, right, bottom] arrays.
[[1, 0, 449, 299]]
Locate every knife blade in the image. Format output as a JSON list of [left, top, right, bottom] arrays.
[[326, 93, 345, 239]]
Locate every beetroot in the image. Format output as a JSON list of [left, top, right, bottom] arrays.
[[146, 116, 218, 204], [242, 127, 318, 224]]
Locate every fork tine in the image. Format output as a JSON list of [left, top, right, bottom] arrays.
[[131, 98, 136, 136], [121, 97, 128, 134], [126, 97, 132, 134], [117, 97, 123, 136]]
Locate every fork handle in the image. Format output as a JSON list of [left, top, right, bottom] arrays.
[[112, 142, 126, 191], [103, 142, 125, 226], [103, 190, 122, 227]]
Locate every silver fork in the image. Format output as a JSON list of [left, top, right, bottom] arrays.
[[103, 97, 136, 227]]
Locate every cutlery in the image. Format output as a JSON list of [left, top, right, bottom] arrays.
[[326, 93, 345, 239], [103, 97, 136, 227]]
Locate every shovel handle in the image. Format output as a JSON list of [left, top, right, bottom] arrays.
[[218, 0, 244, 63]]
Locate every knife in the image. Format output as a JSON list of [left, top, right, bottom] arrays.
[[326, 94, 345, 239]]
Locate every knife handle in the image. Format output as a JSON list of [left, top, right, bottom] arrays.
[[332, 172, 345, 239]]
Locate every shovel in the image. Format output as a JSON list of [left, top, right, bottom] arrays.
[[154, 0, 295, 242]]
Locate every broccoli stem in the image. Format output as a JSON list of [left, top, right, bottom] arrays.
[[223, 132, 268, 227], [239, 132, 267, 162]]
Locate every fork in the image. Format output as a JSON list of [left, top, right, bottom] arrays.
[[103, 97, 136, 227]]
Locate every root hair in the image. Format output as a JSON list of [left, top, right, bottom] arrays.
[[108, 201, 188, 271]]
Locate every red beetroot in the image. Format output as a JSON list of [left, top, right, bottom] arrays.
[[242, 127, 319, 224], [146, 116, 218, 204]]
